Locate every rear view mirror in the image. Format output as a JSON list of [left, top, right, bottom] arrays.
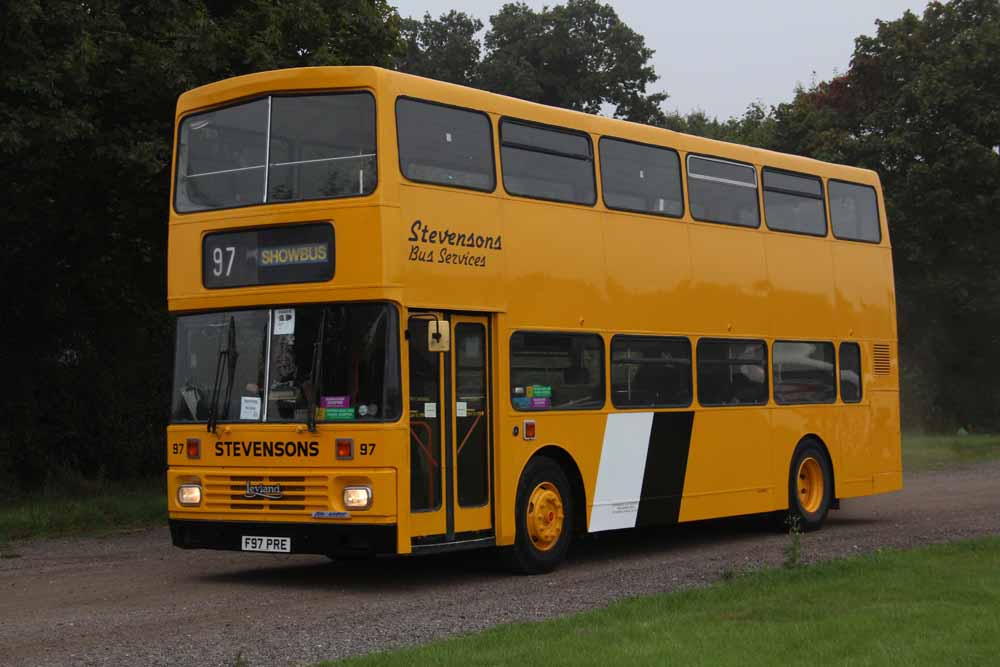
[[427, 319, 450, 352]]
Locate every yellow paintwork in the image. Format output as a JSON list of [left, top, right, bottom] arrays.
[[167, 67, 902, 555]]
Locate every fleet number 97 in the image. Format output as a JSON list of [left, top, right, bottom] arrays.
[[211, 246, 236, 277]]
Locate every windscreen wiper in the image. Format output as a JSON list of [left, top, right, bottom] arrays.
[[207, 316, 236, 433], [307, 309, 327, 433]]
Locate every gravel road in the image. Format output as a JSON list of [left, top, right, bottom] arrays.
[[2, 462, 998, 667]]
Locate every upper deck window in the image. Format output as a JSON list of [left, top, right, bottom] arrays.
[[687, 155, 760, 227], [762, 168, 827, 236], [600, 138, 683, 217], [500, 119, 596, 205], [829, 180, 881, 243], [175, 92, 376, 213], [396, 98, 495, 191]]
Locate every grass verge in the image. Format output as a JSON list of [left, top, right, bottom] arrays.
[[902, 434, 1000, 472], [0, 478, 165, 546], [326, 537, 1000, 666]]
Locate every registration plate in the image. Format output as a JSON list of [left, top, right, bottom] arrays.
[[241, 535, 291, 553]]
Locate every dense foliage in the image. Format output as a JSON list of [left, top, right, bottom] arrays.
[[396, 0, 668, 123], [0, 0, 402, 492], [1, 0, 995, 492]]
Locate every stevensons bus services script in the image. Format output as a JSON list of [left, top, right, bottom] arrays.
[[407, 220, 502, 268]]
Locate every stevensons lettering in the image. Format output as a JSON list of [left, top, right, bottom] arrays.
[[214, 440, 320, 457], [407, 219, 502, 268]]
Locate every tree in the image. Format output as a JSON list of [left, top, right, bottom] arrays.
[[767, 0, 1000, 430], [395, 1, 668, 124], [396, 11, 483, 85], [0, 0, 402, 491]]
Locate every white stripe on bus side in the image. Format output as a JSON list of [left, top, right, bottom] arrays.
[[588, 412, 654, 532]]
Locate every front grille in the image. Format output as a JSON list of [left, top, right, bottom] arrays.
[[873, 344, 892, 376], [204, 473, 330, 514]]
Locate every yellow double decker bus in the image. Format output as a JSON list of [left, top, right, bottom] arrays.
[[167, 67, 901, 573]]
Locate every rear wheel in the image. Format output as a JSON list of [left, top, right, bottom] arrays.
[[508, 457, 573, 574], [786, 440, 833, 531]]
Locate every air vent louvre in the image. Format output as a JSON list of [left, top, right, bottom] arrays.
[[873, 344, 892, 376]]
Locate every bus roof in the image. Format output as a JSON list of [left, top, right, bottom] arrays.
[[175, 66, 879, 186]]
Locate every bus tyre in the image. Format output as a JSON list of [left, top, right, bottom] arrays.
[[508, 457, 573, 575], [786, 440, 833, 531]]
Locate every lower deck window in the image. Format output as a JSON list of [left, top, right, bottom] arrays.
[[696, 339, 768, 406], [773, 341, 836, 405], [510, 332, 604, 410], [611, 335, 692, 408]]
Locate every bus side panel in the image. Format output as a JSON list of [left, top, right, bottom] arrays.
[[835, 402, 875, 498], [602, 212, 693, 333], [871, 389, 903, 493], [493, 410, 606, 547], [687, 225, 769, 337], [768, 407, 842, 510], [678, 408, 773, 522], [764, 234, 835, 340]]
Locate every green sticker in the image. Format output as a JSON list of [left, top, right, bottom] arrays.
[[532, 385, 552, 398], [324, 407, 356, 421]]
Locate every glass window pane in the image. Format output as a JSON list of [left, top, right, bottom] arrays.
[[175, 98, 268, 212], [764, 170, 822, 197], [611, 336, 692, 408], [503, 121, 590, 157], [396, 98, 495, 191], [839, 342, 862, 403], [689, 156, 756, 185], [171, 311, 269, 422], [501, 120, 595, 205], [773, 341, 836, 404], [408, 317, 442, 511], [764, 190, 827, 235], [696, 339, 768, 406], [687, 156, 759, 227], [510, 332, 604, 410], [267, 93, 376, 202], [830, 181, 881, 242], [455, 324, 489, 507], [600, 138, 683, 217], [266, 304, 401, 423]]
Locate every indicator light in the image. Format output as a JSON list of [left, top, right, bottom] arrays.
[[186, 438, 201, 459], [523, 420, 536, 440], [336, 438, 353, 460]]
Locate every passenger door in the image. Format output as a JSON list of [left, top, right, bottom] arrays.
[[407, 313, 493, 547]]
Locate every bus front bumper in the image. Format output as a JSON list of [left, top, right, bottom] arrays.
[[169, 519, 397, 557]]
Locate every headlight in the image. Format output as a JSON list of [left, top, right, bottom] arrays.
[[343, 486, 372, 510], [177, 484, 202, 506]]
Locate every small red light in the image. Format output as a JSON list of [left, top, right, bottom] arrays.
[[336, 438, 353, 460], [186, 438, 201, 459], [523, 420, 536, 441]]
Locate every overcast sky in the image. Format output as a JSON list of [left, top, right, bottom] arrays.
[[390, 0, 930, 119]]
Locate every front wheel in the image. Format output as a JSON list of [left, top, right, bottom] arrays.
[[507, 457, 573, 574], [786, 440, 834, 531]]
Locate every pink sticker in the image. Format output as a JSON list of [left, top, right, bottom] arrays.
[[321, 396, 350, 408], [530, 397, 551, 409]]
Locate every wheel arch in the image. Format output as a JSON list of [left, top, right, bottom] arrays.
[[525, 445, 587, 534]]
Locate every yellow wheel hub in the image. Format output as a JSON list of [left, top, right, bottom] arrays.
[[526, 482, 564, 552], [797, 457, 824, 514]]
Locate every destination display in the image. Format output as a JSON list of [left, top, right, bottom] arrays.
[[202, 222, 334, 288]]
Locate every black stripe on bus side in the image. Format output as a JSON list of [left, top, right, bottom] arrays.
[[635, 411, 695, 527]]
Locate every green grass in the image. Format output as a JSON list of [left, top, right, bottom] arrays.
[[0, 478, 166, 546], [326, 538, 1000, 666], [902, 434, 1000, 472]]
